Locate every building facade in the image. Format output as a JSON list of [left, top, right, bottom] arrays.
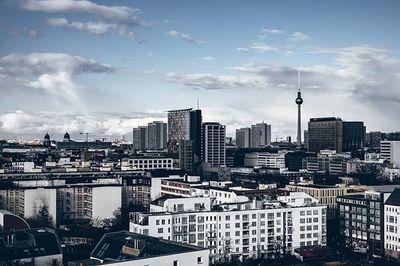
[[251, 123, 271, 148], [202, 123, 226, 167], [236, 128, 251, 148]]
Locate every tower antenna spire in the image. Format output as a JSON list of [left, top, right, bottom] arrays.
[[298, 68, 301, 92], [197, 97, 200, 109]]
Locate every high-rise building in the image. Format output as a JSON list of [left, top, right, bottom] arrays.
[[202, 122, 226, 166], [308, 117, 343, 153], [132, 126, 147, 150], [167, 109, 201, 154], [304, 130, 309, 150], [342, 121, 365, 153], [380, 141, 400, 167], [308, 118, 365, 154], [147, 121, 167, 149], [190, 109, 202, 164], [236, 127, 251, 148], [251, 122, 271, 147]]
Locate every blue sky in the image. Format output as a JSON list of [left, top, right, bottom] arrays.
[[0, 0, 399, 140]]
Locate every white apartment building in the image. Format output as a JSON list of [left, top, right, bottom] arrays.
[[244, 151, 288, 169], [10, 161, 35, 173], [384, 188, 400, 259], [121, 157, 173, 171], [130, 192, 327, 263], [381, 141, 400, 167]]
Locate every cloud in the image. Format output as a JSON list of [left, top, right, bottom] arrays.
[[47, 17, 134, 35], [0, 53, 116, 106], [259, 28, 285, 38], [21, 0, 139, 21], [165, 72, 263, 90], [9, 28, 41, 38], [167, 30, 203, 43], [22, 0, 145, 36], [237, 47, 249, 53], [249, 42, 279, 53], [290, 31, 310, 41], [0, 110, 166, 139], [200, 56, 215, 62]]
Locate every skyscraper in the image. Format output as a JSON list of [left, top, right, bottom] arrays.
[[202, 122, 226, 166], [133, 126, 147, 150], [236, 127, 251, 148], [167, 108, 202, 172], [251, 122, 271, 147], [296, 70, 303, 147], [147, 121, 167, 149]]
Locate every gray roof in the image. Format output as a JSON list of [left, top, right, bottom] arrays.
[[385, 188, 400, 206]]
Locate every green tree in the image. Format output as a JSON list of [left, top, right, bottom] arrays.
[[26, 205, 54, 228]]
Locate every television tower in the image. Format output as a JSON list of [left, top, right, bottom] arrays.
[[295, 69, 303, 147]]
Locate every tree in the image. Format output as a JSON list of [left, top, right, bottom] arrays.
[[26, 205, 54, 228]]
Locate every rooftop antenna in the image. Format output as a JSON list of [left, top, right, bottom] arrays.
[[298, 68, 301, 92]]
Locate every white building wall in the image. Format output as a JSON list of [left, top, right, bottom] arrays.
[[23, 188, 57, 225], [92, 186, 122, 220], [385, 204, 400, 257], [150, 176, 185, 200]]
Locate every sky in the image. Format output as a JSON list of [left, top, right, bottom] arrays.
[[0, 0, 400, 141]]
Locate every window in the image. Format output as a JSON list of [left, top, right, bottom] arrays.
[[173, 260, 179, 266], [158, 228, 163, 233], [197, 257, 203, 264]]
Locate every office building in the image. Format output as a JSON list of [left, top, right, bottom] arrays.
[[251, 122, 271, 147], [380, 141, 400, 167], [308, 118, 365, 154], [236, 128, 251, 148], [202, 123, 226, 167], [244, 151, 287, 169], [308, 118, 343, 153], [366, 131, 384, 149], [147, 121, 167, 150], [133, 126, 148, 151]]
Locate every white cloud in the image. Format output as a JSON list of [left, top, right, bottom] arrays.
[[259, 28, 285, 38], [290, 31, 310, 41], [47, 17, 133, 35], [21, 0, 139, 22], [249, 42, 279, 53], [0, 111, 166, 139], [200, 56, 215, 62], [165, 72, 263, 90], [236, 47, 249, 53], [0, 53, 116, 106], [22, 0, 145, 36], [167, 30, 203, 43]]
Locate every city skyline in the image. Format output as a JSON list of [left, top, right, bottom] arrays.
[[1, 0, 400, 140]]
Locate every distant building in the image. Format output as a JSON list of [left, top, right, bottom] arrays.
[[244, 151, 287, 169], [236, 128, 251, 148], [308, 117, 365, 154], [304, 150, 351, 175], [147, 121, 167, 150], [0, 227, 63, 265], [380, 141, 400, 167], [90, 231, 209, 266], [251, 122, 271, 147], [168, 109, 202, 172], [133, 126, 147, 150], [43, 133, 51, 147], [366, 131, 383, 149], [121, 158, 174, 171], [202, 122, 226, 167]]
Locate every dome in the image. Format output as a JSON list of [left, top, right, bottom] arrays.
[[64, 132, 70, 139], [44, 132, 50, 140]]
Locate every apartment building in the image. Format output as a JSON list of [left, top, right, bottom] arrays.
[[121, 157, 174, 171], [244, 151, 288, 169], [384, 188, 400, 260], [130, 192, 327, 263]]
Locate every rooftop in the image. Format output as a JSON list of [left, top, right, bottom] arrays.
[[91, 231, 206, 263], [385, 188, 400, 206]]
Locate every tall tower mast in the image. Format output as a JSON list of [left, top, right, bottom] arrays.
[[295, 69, 303, 147]]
